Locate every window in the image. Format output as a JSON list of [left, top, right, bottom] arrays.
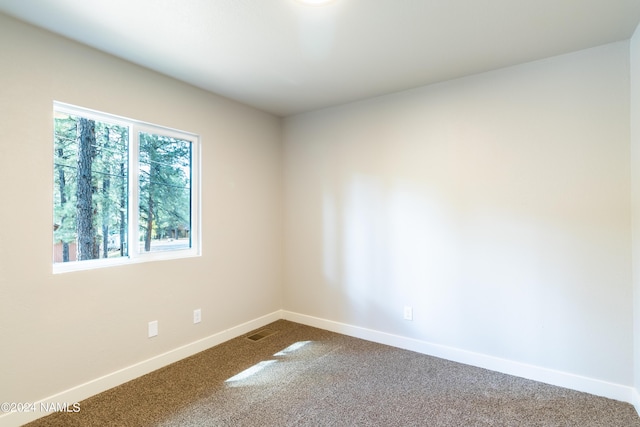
[[53, 102, 200, 273]]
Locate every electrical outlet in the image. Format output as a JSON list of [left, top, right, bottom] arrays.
[[148, 320, 158, 338], [403, 306, 413, 321], [193, 308, 202, 324]]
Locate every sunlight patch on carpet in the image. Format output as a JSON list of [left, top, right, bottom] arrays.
[[225, 360, 278, 383], [274, 341, 311, 356]]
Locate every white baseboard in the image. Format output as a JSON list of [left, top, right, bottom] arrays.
[[633, 388, 640, 417], [0, 310, 282, 427], [282, 310, 637, 406]]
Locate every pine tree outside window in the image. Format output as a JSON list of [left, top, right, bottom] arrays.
[[53, 102, 200, 273]]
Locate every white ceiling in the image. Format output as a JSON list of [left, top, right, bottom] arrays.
[[2, 0, 640, 116]]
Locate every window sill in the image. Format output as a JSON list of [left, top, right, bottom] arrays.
[[52, 249, 201, 274]]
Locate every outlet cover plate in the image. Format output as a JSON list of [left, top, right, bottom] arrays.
[[148, 320, 158, 337]]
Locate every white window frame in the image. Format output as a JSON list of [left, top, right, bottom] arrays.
[[53, 102, 201, 274]]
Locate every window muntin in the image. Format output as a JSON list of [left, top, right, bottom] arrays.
[[53, 103, 200, 273]]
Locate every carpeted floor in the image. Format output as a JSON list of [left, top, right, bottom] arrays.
[[26, 320, 640, 426]]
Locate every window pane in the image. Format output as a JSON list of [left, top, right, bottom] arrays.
[[53, 111, 129, 263], [138, 132, 192, 253]]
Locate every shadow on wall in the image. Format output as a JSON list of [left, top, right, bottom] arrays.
[[319, 171, 583, 362]]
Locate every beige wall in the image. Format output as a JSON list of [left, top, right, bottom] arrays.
[[0, 14, 282, 403], [283, 41, 633, 385], [631, 22, 640, 406]]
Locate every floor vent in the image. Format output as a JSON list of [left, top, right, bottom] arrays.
[[246, 329, 276, 342]]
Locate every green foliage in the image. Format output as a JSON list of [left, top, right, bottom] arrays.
[[138, 132, 192, 248], [53, 113, 129, 261], [53, 111, 193, 262]]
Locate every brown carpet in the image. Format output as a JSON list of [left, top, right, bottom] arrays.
[[26, 320, 640, 426]]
